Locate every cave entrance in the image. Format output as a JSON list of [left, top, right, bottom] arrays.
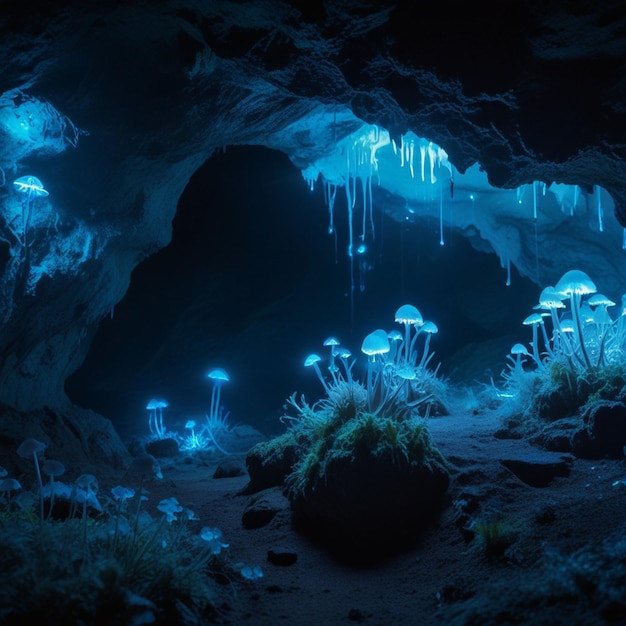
[[66, 145, 537, 438]]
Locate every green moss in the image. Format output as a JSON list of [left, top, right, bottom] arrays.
[[472, 510, 519, 558]]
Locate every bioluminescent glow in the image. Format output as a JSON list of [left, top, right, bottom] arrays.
[[12, 175, 49, 198], [300, 120, 618, 300], [0, 89, 83, 168]]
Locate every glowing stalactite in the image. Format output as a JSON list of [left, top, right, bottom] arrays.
[[439, 184, 444, 246], [533, 181, 537, 220], [572, 185, 579, 216], [427, 143, 437, 184], [597, 186, 603, 232], [419, 142, 426, 182], [325, 181, 337, 234], [408, 139, 415, 179], [503, 253, 511, 287], [344, 147, 355, 320], [360, 175, 367, 241]]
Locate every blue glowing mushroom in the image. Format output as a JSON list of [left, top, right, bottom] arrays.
[[207, 368, 230, 422]]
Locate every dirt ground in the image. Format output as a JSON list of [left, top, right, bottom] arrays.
[[135, 409, 626, 626]]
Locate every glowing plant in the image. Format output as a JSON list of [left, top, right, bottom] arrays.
[[41, 459, 65, 520], [12, 175, 48, 249], [206, 368, 229, 421], [16, 437, 46, 524], [496, 269, 626, 419], [304, 353, 330, 394], [394, 304, 423, 363], [146, 398, 169, 438]]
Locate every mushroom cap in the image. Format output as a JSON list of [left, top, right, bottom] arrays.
[[13, 175, 49, 197], [16, 437, 46, 458], [536, 286, 566, 309], [555, 269, 597, 297], [42, 459, 65, 477], [0, 478, 22, 492], [361, 329, 391, 356], [387, 330, 403, 341], [185, 419, 196, 429], [146, 398, 168, 410], [75, 473, 99, 493], [588, 293, 615, 307], [323, 336, 340, 347], [523, 313, 544, 325], [334, 347, 352, 359], [111, 485, 135, 501], [421, 321, 438, 334], [304, 353, 322, 367], [511, 343, 529, 356], [394, 304, 423, 326], [207, 367, 230, 382]]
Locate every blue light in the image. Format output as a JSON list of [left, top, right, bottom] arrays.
[[356, 243, 367, 255], [13, 175, 49, 198]]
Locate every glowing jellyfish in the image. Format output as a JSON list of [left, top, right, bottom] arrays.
[[12, 175, 49, 248]]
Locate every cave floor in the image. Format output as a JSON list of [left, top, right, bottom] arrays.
[[134, 409, 626, 625]]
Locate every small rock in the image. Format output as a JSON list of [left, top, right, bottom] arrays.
[[267, 547, 297, 566], [500, 452, 573, 487], [145, 437, 179, 458], [213, 458, 245, 478], [242, 490, 287, 529]]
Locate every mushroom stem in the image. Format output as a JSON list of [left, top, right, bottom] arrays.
[[312, 362, 331, 395], [32, 452, 44, 524], [571, 292, 592, 369]]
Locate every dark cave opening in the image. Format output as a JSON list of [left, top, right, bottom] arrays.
[[66, 145, 538, 438]]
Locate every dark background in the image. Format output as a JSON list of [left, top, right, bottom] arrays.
[[66, 146, 537, 438]]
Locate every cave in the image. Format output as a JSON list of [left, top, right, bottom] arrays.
[[2, 2, 626, 624]]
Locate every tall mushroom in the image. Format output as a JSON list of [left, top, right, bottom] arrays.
[[207, 368, 230, 422], [304, 354, 330, 394], [42, 459, 65, 520], [394, 304, 423, 364], [361, 329, 391, 411], [16, 437, 46, 523], [555, 270, 597, 369]]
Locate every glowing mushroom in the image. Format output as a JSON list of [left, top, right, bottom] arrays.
[[523, 312, 548, 367], [555, 270, 597, 369], [12, 175, 49, 248], [418, 321, 438, 368], [323, 336, 341, 384], [146, 398, 169, 438], [16, 437, 46, 523], [304, 354, 330, 394], [207, 368, 230, 422], [361, 329, 391, 406], [42, 459, 65, 520], [395, 304, 423, 363], [510, 343, 529, 369]]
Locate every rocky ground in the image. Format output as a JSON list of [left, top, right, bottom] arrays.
[[137, 409, 626, 625]]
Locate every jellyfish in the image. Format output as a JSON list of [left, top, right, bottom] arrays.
[[12, 175, 49, 249]]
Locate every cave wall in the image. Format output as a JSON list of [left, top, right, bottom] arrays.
[[0, 0, 625, 412]]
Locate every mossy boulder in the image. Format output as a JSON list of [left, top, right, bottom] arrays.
[[286, 413, 450, 558], [244, 431, 300, 493]]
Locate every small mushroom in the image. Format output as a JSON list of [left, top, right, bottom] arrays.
[[16, 438, 46, 523], [42, 459, 65, 520], [206, 368, 230, 422]]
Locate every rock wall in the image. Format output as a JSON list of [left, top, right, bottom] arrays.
[[0, 0, 625, 412]]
